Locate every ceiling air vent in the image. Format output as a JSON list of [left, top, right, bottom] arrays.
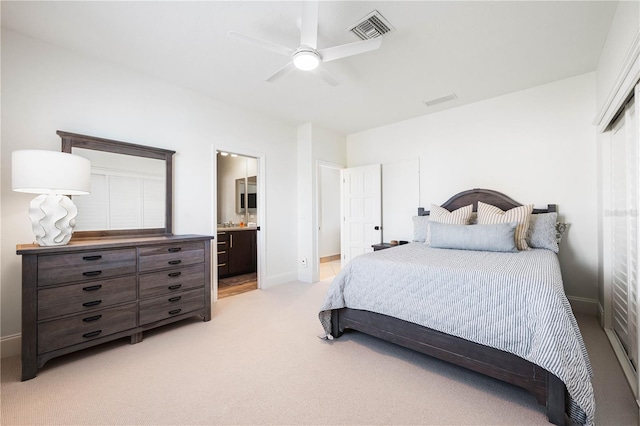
[[424, 94, 458, 107], [347, 10, 395, 40]]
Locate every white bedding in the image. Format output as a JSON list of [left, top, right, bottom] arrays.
[[319, 242, 594, 425]]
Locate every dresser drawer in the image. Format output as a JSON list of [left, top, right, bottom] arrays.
[[139, 288, 205, 326], [139, 264, 205, 298], [38, 303, 137, 354], [38, 276, 137, 321], [37, 249, 136, 287], [138, 242, 204, 272]]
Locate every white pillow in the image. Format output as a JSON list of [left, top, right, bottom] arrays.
[[477, 201, 533, 250], [412, 216, 430, 242]]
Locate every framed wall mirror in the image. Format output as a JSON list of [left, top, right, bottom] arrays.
[[59, 130, 175, 238]]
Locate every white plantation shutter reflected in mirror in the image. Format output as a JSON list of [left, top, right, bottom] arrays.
[[143, 179, 165, 228], [74, 174, 108, 230], [110, 176, 143, 229]]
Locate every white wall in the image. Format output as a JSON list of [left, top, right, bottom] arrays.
[[381, 159, 420, 243], [595, 1, 639, 116], [318, 166, 341, 258], [1, 29, 300, 343], [347, 73, 599, 307], [297, 123, 347, 282]]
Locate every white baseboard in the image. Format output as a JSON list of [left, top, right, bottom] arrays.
[[567, 296, 598, 315], [1, 333, 21, 359], [597, 301, 605, 328], [261, 271, 298, 289]]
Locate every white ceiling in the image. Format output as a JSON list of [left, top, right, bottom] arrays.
[[1, 1, 618, 134]]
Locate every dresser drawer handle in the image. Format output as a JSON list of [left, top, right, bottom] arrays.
[[82, 270, 102, 277], [83, 330, 102, 339], [169, 296, 182, 302], [83, 315, 102, 323], [218, 263, 227, 267], [168, 247, 182, 253], [168, 309, 182, 315], [168, 260, 182, 265], [82, 255, 102, 261], [168, 272, 182, 277], [218, 241, 227, 245], [82, 284, 102, 292], [218, 251, 226, 255], [82, 300, 102, 307], [168, 284, 182, 290]]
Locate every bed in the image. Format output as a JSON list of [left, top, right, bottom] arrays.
[[319, 189, 594, 426]]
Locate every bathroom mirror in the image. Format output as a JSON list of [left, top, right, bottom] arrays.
[[236, 176, 257, 214], [59, 130, 175, 238]]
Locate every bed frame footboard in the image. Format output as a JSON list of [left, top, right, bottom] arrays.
[[331, 308, 566, 425]]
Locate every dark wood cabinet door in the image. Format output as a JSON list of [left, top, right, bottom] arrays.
[[227, 231, 256, 275]]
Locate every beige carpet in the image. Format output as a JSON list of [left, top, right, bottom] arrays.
[[1, 279, 637, 425]]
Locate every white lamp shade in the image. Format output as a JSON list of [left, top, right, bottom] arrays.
[[12, 150, 91, 195]]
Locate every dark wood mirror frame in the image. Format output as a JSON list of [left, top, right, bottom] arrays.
[[59, 130, 175, 239]]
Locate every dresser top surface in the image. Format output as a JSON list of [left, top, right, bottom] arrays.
[[16, 234, 214, 255]]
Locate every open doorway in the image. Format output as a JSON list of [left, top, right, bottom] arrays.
[[216, 151, 260, 298], [318, 162, 342, 281]]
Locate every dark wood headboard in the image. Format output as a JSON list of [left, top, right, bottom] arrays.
[[418, 188, 557, 216]]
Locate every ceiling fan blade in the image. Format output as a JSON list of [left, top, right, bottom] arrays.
[[228, 31, 294, 57], [313, 64, 340, 87], [266, 62, 297, 83], [319, 37, 382, 63], [300, 0, 318, 49]]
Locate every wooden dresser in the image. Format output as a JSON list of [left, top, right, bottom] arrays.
[[17, 234, 212, 380]]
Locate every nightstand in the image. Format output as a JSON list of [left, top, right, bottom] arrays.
[[372, 243, 394, 251]]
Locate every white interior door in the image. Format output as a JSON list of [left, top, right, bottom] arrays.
[[341, 164, 382, 265]]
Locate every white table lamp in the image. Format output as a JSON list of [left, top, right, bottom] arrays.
[[12, 150, 91, 246]]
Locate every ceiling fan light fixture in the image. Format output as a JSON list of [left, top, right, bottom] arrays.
[[293, 50, 320, 71]]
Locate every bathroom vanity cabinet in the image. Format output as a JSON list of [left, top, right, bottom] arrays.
[[217, 228, 256, 278]]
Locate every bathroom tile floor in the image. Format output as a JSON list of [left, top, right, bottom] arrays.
[[319, 259, 342, 281]]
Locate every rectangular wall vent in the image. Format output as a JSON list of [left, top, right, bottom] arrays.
[[347, 10, 395, 40]]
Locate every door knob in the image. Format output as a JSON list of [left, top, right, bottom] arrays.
[[374, 226, 380, 230]]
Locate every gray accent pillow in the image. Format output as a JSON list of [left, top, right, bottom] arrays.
[[528, 212, 565, 253], [429, 222, 519, 252], [412, 215, 430, 242]]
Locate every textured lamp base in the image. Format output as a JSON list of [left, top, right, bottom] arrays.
[[28, 194, 78, 246]]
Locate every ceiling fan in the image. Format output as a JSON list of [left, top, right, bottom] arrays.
[[228, 1, 382, 86]]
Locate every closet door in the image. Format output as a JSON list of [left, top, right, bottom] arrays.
[[611, 93, 639, 369]]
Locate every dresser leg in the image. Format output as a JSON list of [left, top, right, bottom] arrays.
[[21, 361, 37, 381], [130, 332, 143, 344]]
